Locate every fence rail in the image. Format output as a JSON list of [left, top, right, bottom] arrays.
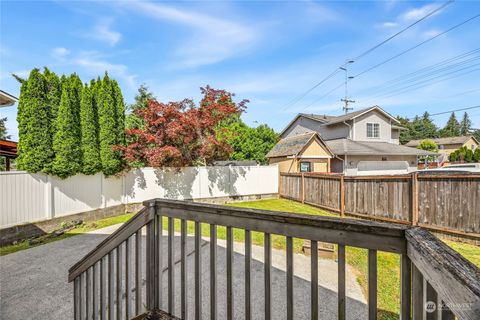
[[69, 199, 480, 320], [279, 172, 480, 239]]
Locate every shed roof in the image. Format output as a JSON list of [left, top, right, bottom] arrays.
[[266, 132, 332, 158]]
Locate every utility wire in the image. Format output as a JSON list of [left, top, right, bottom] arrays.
[[280, 0, 455, 112], [353, 0, 454, 60], [429, 105, 480, 116], [353, 14, 480, 78]]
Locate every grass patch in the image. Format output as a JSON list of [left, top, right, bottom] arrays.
[[0, 213, 134, 256], [441, 239, 480, 268]]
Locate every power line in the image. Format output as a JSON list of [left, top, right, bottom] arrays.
[[429, 105, 480, 116], [353, 0, 454, 60], [280, 1, 454, 112], [353, 14, 480, 78]]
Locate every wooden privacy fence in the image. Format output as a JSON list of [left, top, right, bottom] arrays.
[[279, 172, 480, 239]]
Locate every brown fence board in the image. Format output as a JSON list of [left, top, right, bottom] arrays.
[[279, 172, 479, 239]]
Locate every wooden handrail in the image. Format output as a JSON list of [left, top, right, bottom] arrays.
[[406, 228, 480, 320], [151, 199, 408, 254], [68, 206, 154, 282]]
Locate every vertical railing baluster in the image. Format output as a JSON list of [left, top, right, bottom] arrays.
[[400, 255, 411, 320], [156, 212, 162, 310], [412, 263, 423, 319], [93, 263, 97, 320], [264, 233, 271, 320], [146, 220, 155, 310], [135, 230, 142, 315], [245, 230, 252, 320], [108, 252, 114, 320], [439, 300, 455, 320], [125, 238, 130, 320], [368, 249, 377, 320], [311, 241, 318, 320], [116, 245, 122, 320], [338, 244, 346, 320], [168, 217, 175, 315], [181, 219, 187, 319], [74, 276, 80, 320], [210, 224, 217, 320], [425, 280, 438, 320], [87, 267, 91, 320], [195, 221, 202, 320], [286, 236, 294, 320], [227, 226, 234, 320], [100, 257, 105, 320]]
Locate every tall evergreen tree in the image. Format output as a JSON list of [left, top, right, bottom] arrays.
[[440, 112, 461, 137], [80, 84, 102, 175], [97, 73, 123, 175], [16, 69, 54, 172], [0, 117, 9, 140], [460, 112, 472, 136], [43, 67, 62, 136], [126, 84, 155, 130], [51, 78, 82, 178], [111, 79, 126, 146]]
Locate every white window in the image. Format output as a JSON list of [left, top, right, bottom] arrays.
[[367, 123, 380, 138]]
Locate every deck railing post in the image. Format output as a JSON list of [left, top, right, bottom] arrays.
[[301, 173, 305, 203], [411, 172, 419, 226], [340, 175, 345, 217]]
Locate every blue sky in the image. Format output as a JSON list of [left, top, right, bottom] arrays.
[[1, 0, 479, 140]]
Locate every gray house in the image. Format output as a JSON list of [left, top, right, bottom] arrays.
[[279, 106, 436, 175]]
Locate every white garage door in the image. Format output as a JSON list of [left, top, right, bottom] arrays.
[[357, 161, 410, 175]]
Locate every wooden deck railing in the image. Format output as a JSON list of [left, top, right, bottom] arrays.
[[69, 199, 480, 320]]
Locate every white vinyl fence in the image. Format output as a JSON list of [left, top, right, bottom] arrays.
[[0, 166, 278, 228]]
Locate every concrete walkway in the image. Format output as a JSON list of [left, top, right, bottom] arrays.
[[0, 225, 367, 320]]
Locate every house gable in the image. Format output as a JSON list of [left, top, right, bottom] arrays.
[[352, 109, 394, 143]]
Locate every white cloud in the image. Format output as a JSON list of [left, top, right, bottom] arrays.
[[121, 1, 259, 68], [400, 3, 443, 22], [381, 22, 398, 28], [51, 47, 70, 59], [85, 19, 122, 46]]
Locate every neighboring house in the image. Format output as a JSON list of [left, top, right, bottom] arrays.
[[405, 136, 479, 162], [266, 132, 333, 173], [276, 106, 437, 175], [0, 90, 17, 107]]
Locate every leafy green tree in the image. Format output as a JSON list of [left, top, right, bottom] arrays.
[[464, 149, 474, 162], [126, 84, 155, 131], [16, 69, 54, 172], [44, 68, 62, 135], [51, 78, 82, 178], [417, 139, 438, 165], [218, 116, 278, 164], [460, 112, 472, 136], [440, 112, 461, 137], [80, 84, 101, 175], [97, 73, 124, 175], [0, 117, 9, 139]]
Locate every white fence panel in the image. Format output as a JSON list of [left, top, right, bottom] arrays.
[[1, 165, 278, 228], [52, 174, 102, 217], [0, 172, 47, 228]]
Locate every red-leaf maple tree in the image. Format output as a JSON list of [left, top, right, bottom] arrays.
[[118, 86, 248, 167]]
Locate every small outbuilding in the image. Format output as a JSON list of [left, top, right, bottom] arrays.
[[266, 132, 333, 173]]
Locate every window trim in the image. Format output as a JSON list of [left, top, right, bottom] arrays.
[[299, 161, 312, 172], [366, 122, 380, 138]]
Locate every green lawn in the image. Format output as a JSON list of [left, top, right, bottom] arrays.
[[0, 213, 134, 256]]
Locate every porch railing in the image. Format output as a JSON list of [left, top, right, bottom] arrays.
[[69, 199, 480, 320]]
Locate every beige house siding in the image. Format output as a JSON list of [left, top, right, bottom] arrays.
[[438, 138, 478, 156], [318, 122, 350, 140], [353, 110, 392, 143], [282, 117, 323, 138], [302, 138, 332, 157]]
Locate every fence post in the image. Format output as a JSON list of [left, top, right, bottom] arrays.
[[340, 175, 345, 217], [301, 173, 305, 204], [411, 172, 419, 226]]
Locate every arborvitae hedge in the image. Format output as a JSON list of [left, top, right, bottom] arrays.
[[16, 69, 54, 172], [51, 78, 82, 178], [16, 68, 125, 178], [97, 72, 124, 176], [80, 84, 101, 174]]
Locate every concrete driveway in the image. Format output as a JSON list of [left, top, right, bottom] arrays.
[[0, 225, 366, 320]]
